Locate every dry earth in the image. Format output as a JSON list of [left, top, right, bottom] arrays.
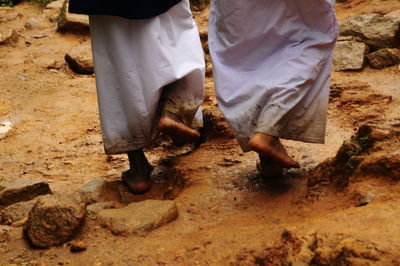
[[1, 0, 400, 265]]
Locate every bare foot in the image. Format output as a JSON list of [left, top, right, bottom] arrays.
[[159, 112, 200, 146], [256, 154, 283, 179], [122, 169, 152, 194], [249, 133, 300, 168], [125, 150, 153, 194]]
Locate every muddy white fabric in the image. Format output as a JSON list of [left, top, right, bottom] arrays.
[[89, 0, 205, 154], [209, 0, 338, 151]]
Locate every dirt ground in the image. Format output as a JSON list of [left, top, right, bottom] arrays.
[[1, 0, 400, 265]]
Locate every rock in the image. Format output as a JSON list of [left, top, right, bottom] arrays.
[[24, 194, 86, 248], [46, 0, 64, 9], [0, 225, 23, 242], [350, 190, 375, 207], [337, 35, 357, 42], [97, 200, 178, 236], [0, 99, 10, 116], [65, 45, 94, 74], [33, 57, 65, 70], [339, 14, 400, 50], [0, 200, 36, 226], [86, 201, 118, 217], [0, 12, 22, 23], [69, 241, 87, 253], [357, 151, 400, 181], [74, 179, 120, 204], [0, 120, 13, 139], [332, 238, 382, 262], [366, 48, 400, 69], [0, 179, 51, 208], [0, 29, 19, 45], [333, 41, 368, 71], [57, 1, 89, 32], [24, 18, 39, 30]]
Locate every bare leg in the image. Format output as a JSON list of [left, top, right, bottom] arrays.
[[249, 133, 300, 168], [159, 111, 200, 146], [122, 150, 153, 194], [257, 154, 283, 179]]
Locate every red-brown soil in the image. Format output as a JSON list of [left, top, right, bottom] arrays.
[[1, 0, 400, 265]]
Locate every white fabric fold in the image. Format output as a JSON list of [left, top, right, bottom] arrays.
[[209, 0, 338, 151], [89, 0, 205, 154]]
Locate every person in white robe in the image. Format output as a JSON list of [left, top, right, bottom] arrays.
[[88, 0, 205, 193], [208, 0, 338, 177]]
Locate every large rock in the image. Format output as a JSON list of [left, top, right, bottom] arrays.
[[366, 48, 400, 69], [65, 45, 94, 74], [339, 13, 400, 50], [57, 1, 89, 32], [96, 200, 178, 236], [24, 194, 86, 248], [0, 179, 51, 207], [0, 199, 36, 226], [333, 41, 368, 71]]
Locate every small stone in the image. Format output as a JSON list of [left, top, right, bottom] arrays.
[[0, 179, 51, 207], [69, 241, 87, 253], [0, 225, 22, 242], [333, 41, 368, 71], [24, 194, 86, 248], [24, 18, 39, 30], [350, 190, 375, 207], [65, 45, 94, 74], [0, 120, 12, 139], [97, 200, 178, 236], [17, 74, 29, 81], [0, 199, 36, 226], [366, 48, 400, 69], [57, 1, 89, 32], [32, 33, 47, 39], [0, 29, 18, 45], [46, 0, 64, 9]]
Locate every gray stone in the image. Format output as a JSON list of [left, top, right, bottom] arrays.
[[57, 1, 89, 32], [74, 179, 120, 204], [366, 48, 400, 69], [0, 179, 51, 207], [339, 13, 400, 50], [24, 194, 86, 248], [333, 41, 368, 71], [24, 18, 40, 30], [0, 29, 18, 45], [65, 45, 94, 74], [97, 200, 178, 236], [0, 199, 36, 226]]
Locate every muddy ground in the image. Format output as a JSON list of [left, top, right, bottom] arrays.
[[1, 0, 400, 265]]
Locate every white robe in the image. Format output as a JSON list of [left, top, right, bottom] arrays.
[[89, 0, 205, 154], [209, 0, 338, 151]]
